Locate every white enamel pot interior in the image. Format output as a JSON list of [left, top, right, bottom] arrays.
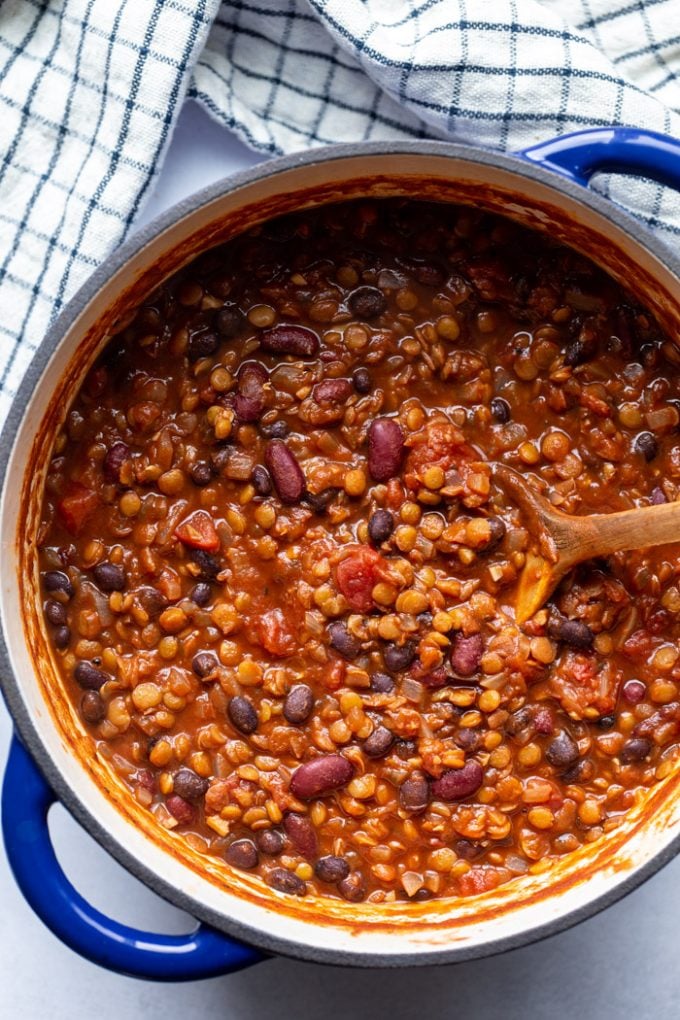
[[2, 142, 680, 967]]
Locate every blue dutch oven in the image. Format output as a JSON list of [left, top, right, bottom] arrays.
[[2, 128, 680, 981]]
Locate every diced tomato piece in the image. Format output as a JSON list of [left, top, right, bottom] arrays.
[[336, 546, 381, 612], [458, 867, 504, 897], [57, 483, 98, 535], [175, 510, 219, 551], [548, 651, 621, 719], [258, 609, 296, 657]]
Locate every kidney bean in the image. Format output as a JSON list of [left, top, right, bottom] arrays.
[[216, 304, 245, 338], [166, 794, 195, 825], [189, 548, 221, 580], [419, 666, 449, 690], [256, 829, 285, 855], [260, 324, 319, 358], [338, 872, 367, 902], [189, 582, 212, 607], [74, 661, 108, 690], [44, 570, 74, 598], [45, 600, 67, 626], [173, 769, 209, 802], [352, 367, 371, 393], [367, 418, 405, 482], [54, 626, 71, 649], [188, 331, 219, 362], [623, 679, 646, 704], [635, 431, 658, 462], [545, 731, 580, 768], [283, 813, 318, 859], [548, 613, 594, 648], [315, 855, 350, 883], [267, 868, 307, 896], [80, 690, 105, 724], [264, 439, 306, 503], [290, 755, 354, 799], [225, 839, 258, 870], [620, 737, 652, 763], [235, 361, 269, 422], [103, 441, 130, 483], [362, 725, 394, 758], [490, 397, 511, 423], [399, 774, 430, 813], [348, 286, 387, 320], [368, 508, 394, 545], [371, 671, 394, 693], [432, 761, 483, 801], [252, 465, 272, 496], [190, 461, 213, 487], [283, 684, 314, 724], [383, 640, 417, 673], [450, 632, 483, 677], [328, 621, 361, 660], [93, 561, 126, 592], [228, 696, 258, 735], [533, 705, 554, 735], [313, 378, 353, 404], [651, 486, 667, 504]]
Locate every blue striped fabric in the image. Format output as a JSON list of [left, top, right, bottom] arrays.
[[1, 0, 678, 425]]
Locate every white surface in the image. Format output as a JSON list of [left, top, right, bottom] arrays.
[[2, 100, 680, 1018]]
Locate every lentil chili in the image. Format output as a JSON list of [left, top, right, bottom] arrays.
[[38, 198, 680, 905]]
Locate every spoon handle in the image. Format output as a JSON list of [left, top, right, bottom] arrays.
[[560, 499, 680, 566]]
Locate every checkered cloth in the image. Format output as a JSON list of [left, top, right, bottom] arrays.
[[1, 1, 679, 426]]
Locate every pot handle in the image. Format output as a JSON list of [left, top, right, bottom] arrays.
[[518, 127, 680, 191], [2, 736, 264, 980]]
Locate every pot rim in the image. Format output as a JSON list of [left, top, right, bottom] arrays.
[[2, 138, 680, 968]]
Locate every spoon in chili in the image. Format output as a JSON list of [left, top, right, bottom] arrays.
[[494, 464, 680, 625]]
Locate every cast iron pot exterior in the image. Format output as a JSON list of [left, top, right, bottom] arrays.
[[2, 132, 680, 979]]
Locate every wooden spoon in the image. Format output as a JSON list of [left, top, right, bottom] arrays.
[[494, 464, 680, 625]]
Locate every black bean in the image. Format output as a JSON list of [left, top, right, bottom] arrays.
[[348, 286, 387, 320], [210, 448, 232, 475], [173, 769, 209, 802], [395, 738, 418, 760], [362, 725, 394, 758], [189, 548, 221, 580], [44, 570, 74, 598], [338, 873, 366, 902], [505, 707, 533, 736], [260, 419, 289, 439], [315, 855, 350, 883], [267, 868, 307, 896], [328, 621, 361, 660], [485, 517, 507, 552], [545, 731, 580, 768], [620, 737, 652, 763], [215, 304, 245, 338], [561, 758, 595, 784], [93, 561, 126, 592], [192, 651, 218, 678], [189, 582, 212, 607], [256, 829, 284, 856], [305, 487, 336, 514], [103, 441, 130, 483], [45, 600, 67, 626], [190, 461, 213, 487], [252, 465, 272, 496], [399, 774, 430, 813], [283, 684, 314, 724], [454, 727, 479, 752], [564, 338, 590, 366], [598, 714, 616, 730], [228, 696, 258, 735], [188, 331, 219, 362], [490, 397, 511, 423], [225, 839, 258, 870], [635, 431, 658, 462], [454, 839, 484, 861], [74, 661, 108, 691], [137, 586, 168, 619], [53, 626, 71, 649], [80, 690, 105, 724], [352, 367, 371, 393], [547, 614, 593, 649], [383, 641, 417, 673], [368, 509, 394, 546], [371, 671, 395, 693]]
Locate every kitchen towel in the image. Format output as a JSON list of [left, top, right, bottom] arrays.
[[1, 0, 679, 425]]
